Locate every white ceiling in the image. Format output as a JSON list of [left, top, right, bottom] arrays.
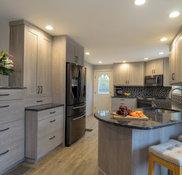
[[0, 0, 182, 65]]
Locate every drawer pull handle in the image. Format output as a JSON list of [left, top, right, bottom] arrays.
[[0, 94, 10, 97], [0, 150, 9, 156], [50, 119, 56, 123], [36, 100, 43, 103], [50, 111, 56, 114], [49, 136, 55, 140], [0, 105, 9, 109], [73, 105, 86, 110], [0, 128, 10, 132]]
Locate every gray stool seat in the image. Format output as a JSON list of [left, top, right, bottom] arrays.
[[149, 139, 182, 166]]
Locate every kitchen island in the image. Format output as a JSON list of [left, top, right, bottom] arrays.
[[94, 107, 182, 175]]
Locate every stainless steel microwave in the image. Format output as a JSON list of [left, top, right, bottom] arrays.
[[144, 75, 163, 86]]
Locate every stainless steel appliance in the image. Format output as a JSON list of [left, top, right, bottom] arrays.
[[144, 75, 163, 86], [66, 62, 86, 146]]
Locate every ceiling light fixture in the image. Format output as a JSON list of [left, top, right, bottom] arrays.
[[85, 52, 90, 55], [169, 11, 180, 18], [98, 61, 102, 64], [134, 0, 146, 6], [144, 57, 149, 60], [45, 25, 54, 30], [159, 52, 164, 55], [160, 37, 168, 42]]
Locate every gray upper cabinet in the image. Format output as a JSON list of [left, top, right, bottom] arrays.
[[169, 28, 182, 85], [66, 37, 84, 66], [113, 62, 144, 86], [9, 20, 52, 98], [145, 59, 164, 76]]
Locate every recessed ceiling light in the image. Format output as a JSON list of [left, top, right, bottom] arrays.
[[169, 11, 180, 18], [98, 61, 102, 64], [144, 57, 149, 60], [159, 52, 164, 55], [160, 37, 168, 42], [123, 61, 126, 63], [45, 25, 54, 30], [85, 52, 90, 55], [134, 0, 146, 6]]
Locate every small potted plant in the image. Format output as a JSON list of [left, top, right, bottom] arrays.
[[0, 51, 14, 86]]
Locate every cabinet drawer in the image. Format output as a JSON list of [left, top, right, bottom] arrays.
[[0, 100, 24, 124], [37, 131, 62, 159], [0, 140, 24, 173], [0, 89, 24, 101], [0, 120, 24, 152], [38, 115, 63, 139], [38, 107, 64, 121]]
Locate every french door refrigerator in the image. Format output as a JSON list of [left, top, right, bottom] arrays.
[[65, 62, 86, 146]]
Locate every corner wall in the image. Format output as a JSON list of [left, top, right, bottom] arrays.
[[85, 61, 93, 117]]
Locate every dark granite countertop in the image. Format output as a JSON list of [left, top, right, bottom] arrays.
[[94, 103, 182, 130], [112, 96, 137, 98], [25, 103, 64, 111]]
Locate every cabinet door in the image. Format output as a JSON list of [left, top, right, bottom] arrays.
[[37, 36, 52, 97], [145, 61, 153, 76], [24, 28, 38, 98], [174, 35, 182, 83], [153, 59, 164, 75], [113, 64, 129, 85], [128, 63, 144, 86], [66, 38, 76, 64], [75, 45, 84, 66]]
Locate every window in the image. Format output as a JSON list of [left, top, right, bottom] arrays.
[[98, 74, 110, 94]]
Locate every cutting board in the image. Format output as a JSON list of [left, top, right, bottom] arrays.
[[112, 112, 149, 121]]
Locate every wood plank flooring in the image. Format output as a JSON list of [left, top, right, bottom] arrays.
[[5, 115, 98, 175]]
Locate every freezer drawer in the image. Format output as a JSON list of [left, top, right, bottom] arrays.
[[65, 114, 86, 146]]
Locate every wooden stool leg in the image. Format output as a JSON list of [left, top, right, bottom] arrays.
[[148, 153, 155, 175]]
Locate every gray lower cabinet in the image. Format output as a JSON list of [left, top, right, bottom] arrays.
[[25, 106, 64, 162], [0, 89, 25, 174], [112, 98, 137, 112]]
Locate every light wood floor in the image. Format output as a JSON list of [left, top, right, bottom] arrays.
[[5, 115, 98, 175]]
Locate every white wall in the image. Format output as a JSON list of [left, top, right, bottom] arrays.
[[85, 61, 93, 117], [0, 22, 10, 86]]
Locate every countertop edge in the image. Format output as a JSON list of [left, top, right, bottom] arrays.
[[94, 113, 182, 130], [25, 103, 64, 111]]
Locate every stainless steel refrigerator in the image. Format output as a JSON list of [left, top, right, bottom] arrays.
[[65, 62, 86, 146]]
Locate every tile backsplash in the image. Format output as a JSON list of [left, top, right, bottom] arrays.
[[114, 86, 172, 98]]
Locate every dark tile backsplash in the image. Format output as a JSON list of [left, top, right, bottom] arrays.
[[114, 86, 172, 98], [172, 94, 182, 105]]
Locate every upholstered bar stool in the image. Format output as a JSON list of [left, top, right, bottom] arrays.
[[148, 139, 182, 175]]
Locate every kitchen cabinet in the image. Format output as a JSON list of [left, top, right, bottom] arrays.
[[111, 98, 137, 112], [9, 20, 52, 98], [25, 105, 64, 162], [169, 28, 182, 85], [66, 37, 84, 66], [0, 89, 24, 174], [113, 62, 144, 86], [145, 59, 164, 76]]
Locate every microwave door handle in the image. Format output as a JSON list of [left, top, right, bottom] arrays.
[[156, 76, 159, 84]]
